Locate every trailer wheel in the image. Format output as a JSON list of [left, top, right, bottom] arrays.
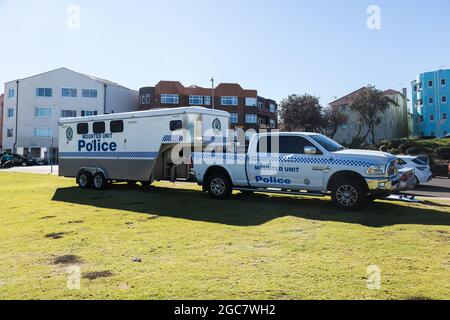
[[207, 173, 232, 200], [331, 178, 366, 210], [78, 172, 92, 189], [93, 173, 107, 190]]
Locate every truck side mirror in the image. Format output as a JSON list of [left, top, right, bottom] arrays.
[[304, 146, 317, 155]]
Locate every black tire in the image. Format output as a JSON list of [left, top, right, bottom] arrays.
[[140, 181, 151, 187], [78, 172, 92, 189], [207, 173, 232, 200], [331, 178, 366, 210], [92, 172, 107, 190]]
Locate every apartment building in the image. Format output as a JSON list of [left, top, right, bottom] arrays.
[[2, 67, 138, 159], [411, 69, 450, 137], [330, 87, 409, 144], [139, 81, 278, 131]]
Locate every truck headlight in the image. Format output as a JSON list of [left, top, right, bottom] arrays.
[[366, 165, 386, 176]]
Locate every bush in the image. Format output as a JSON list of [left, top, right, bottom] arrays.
[[435, 147, 450, 160]]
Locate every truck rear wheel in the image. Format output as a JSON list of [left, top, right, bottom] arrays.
[[207, 173, 232, 200], [331, 179, 366, 210], [93, 173, 107, 190], [78, 172, 92, 189]]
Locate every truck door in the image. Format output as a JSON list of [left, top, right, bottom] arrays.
[[279, 136, 326, 191], [247, 135, 287, 188]]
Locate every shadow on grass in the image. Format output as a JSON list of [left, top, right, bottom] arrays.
[[52, 184, 450, 228]]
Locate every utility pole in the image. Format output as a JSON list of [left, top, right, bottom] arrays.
[[211, 77, 215, 109]]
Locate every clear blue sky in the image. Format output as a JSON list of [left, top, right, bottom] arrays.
[[1, 0, 449, 106]]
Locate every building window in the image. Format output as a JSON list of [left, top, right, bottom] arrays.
[[8, 89, 15, 98], [229, 113, 239, 124], [419, 115, 424, 122], [443, 113, 447, 120], [145, 94, 151, 104], [189, 95, 203, 105], [257, 101, 264, 108], [430, 115, 435, 122], [269, 103, 276, 113], [161, 94, 179, 104], [245, 114, 257, 124], [7, 108, 14, 118], [61, 110, 77, 118], [35, 107, 52, 117], [245, 97, 257, 107], [441, 79, 446, 86], [7, 129, 13, 137], [36, 88, 52, 97], [442, 96, 447, 103], [418, 83, 423, 90], [270, 119, 276, 128], [204, 96, 211, 106], [428, 80, 433, 87], [62, 88, 77, 97], [429, 97, 434, 104], [35, 128, 53, 137], [81, 110, 98, 117], [82, 89, 98, 98], [221, 96, 238, 106], [141, 94, 146, 105], [413, 85, 417, 92], [418, 99, 423, 106]]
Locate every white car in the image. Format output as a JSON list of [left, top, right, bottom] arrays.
[[397, 156, 432, 185]]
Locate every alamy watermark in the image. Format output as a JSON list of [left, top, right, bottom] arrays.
[[66, 5, 81, 30], [66, 265, 81, 290], [367, 5, 381, 30], [366, 265, 381, 290]]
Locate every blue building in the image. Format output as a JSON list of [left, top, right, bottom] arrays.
[[411, 69, 450, 137]]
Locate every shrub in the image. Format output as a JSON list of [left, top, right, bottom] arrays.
[[435, 147, 450, 160]]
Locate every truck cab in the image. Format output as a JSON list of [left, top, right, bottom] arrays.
[[194, 132, 399, 210]]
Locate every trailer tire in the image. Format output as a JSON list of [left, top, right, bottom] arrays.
[[78, 172, 92, 189], [331, 178, 366, 210], [207, 173, 232, 200], [93, 172, 107, 190]]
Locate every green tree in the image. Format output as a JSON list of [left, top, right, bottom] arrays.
[[349, 86, 398, 144], [321, 106, 349, 139], [279, 94, 323, 132]]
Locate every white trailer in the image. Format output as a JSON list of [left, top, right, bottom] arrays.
[[58, 107, 229, 189]]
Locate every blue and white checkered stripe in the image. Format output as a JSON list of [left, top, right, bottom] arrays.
[[59, 152, 159, 160], [193, 153, 375, 168], [162, 135, 184, 143]]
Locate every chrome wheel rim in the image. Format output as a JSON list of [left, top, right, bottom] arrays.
[[94, 175, 103, 188], [336, 185, 358, 207], [211, 178, 226, 196], [79, 174, 88, 187]]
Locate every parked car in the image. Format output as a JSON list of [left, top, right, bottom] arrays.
[[11, 154, 38, 167], [395, 168, 416, 191], [397, 156, 432, 185]]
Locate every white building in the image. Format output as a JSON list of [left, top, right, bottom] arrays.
[[2, 67, 138, 159], [330, 87, 409, 145]]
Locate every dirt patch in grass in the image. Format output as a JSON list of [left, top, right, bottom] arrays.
[[83, 271, 114, 280], [53, 255, 83, 265], [40, 216, 56, 220], [67, 220, 84, 224], [45, 232, 66, 239]]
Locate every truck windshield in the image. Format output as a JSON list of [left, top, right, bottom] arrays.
[[310, 135, 345, 152]]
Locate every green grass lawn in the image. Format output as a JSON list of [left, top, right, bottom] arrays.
[[0, 172, 449, 300], [413, 137, 450, 149]]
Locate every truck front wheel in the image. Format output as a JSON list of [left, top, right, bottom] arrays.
[[207, 173, 232, 200], [331, 179, 366, 210]]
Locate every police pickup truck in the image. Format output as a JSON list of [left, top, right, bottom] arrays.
[[193, 132, 399, 210]]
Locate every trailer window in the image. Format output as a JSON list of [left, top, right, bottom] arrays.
[[170, 120, 183, 131], [93, 122, 105, 134], [110, 120, 124, 133], [77, 123, 88, 134]]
